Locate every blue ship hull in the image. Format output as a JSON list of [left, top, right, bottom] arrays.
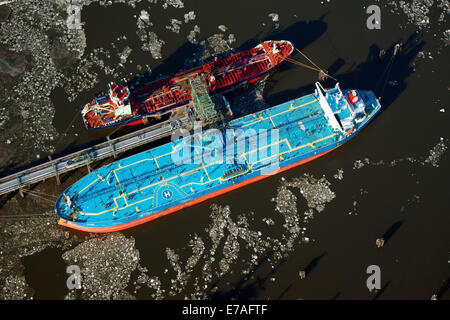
[[56, 83, 382, 232]]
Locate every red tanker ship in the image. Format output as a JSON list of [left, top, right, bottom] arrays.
[[81, 40, 294, 129]]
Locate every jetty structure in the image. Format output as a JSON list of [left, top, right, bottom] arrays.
[[0, 77, 225, 197]]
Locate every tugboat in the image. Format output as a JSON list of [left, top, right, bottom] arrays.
[[81, 40, 294, 129]]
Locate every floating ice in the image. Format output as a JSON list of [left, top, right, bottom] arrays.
[[201, 34, 233, 60], [228, 34, 236, 44], [283, 173, 336, 214], [263, 217, 275, 225], [353, 138, 448, 169], [148, 172, 336, 299], [62, 233, 139, 300], [187, 25, 200, 44], [0, 214, 74, 299], [218, 25, 227, 32], [166, 19, 182, 34], [162, 0, 184, 9], [268, 13, 279, 22], [139, 10, 150, 23], [184, 11, 196, 23], [141, 31, 165, 59], [333, 168, 344, 180], [119, 46, 132, 64], [422, 138, 448, 167]]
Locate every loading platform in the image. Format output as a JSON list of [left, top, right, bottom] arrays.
[[0, 105, 206, 197]]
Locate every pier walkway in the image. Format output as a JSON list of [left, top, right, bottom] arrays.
[[0, 113, 189, 196]]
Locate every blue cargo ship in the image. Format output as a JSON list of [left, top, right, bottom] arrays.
[[55, 82, 382, 232]]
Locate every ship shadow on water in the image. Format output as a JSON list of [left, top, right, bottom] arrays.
[[232, 18, 328, 54], [381, 220, 404, 246], [204, 251, 328, 300], [265, 31, 426, 117], [372, 280, 392, 300], [206, 253, 288, 300], [127, 19, 328, 89]]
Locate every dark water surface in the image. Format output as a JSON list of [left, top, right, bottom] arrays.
[[4, 0, 449, 300]]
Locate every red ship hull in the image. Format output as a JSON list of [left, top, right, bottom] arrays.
[[82, 40, 294, 130]]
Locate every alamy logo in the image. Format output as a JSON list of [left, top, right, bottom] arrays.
[[170, 122, 280, 175], [366, 5, 381, 30], [366, 265, 381, 291], [66, 265, 82, 290], [67, 1, 81, 30]]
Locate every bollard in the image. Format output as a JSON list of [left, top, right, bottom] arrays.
[[86, 155, 92, 173], [299, 271, 306, 280], [107, 136, 117, 159], [17, 178, 24, 197], [376, 238, 385, 248], [378, 49, 386, 63], [394, 43, 402, 56], [318, 70, 328, 81], [49, 156, 60, 185]]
